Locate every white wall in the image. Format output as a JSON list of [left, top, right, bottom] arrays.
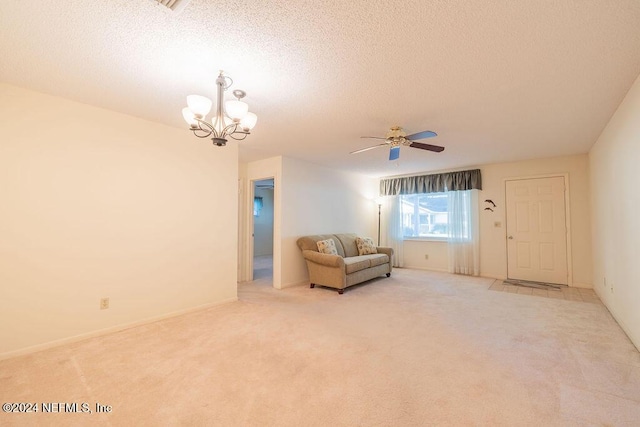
[[253, 187, 274, 256], [479, 154, 591, 286], [589, 73, 640, 349], [402, 240, 449, 271], [280, 157, 378, 288], [239, 156, 378, 289], [392, 154, 592, 286], [0, 84, 239, 358]]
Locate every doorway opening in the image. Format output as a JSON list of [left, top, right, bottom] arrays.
[[252, 178, 274, 285]]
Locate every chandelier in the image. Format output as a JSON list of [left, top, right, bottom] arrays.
[[182, 71, 257, 146]]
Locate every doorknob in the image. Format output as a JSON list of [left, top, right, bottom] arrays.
[[508, 235, 514, 240]]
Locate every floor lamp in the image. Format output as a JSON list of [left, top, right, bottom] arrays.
[[376, 197, 384, 246]]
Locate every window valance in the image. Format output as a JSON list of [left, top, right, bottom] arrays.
[[380, 169, 482, 196]]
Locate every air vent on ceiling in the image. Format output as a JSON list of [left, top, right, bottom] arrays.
[[155, 0, 192, 13]]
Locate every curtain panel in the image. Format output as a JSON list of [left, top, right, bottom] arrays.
[[384, 195, 404, 268], [447, 190, 480, 276], [380, 169, 482, 196]]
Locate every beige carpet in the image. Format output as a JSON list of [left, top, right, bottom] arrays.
[[2, 269, 640, 426], [253, 255, 273, 282]]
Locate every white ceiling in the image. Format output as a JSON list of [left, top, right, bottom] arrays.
[[2, 0, 639, 177]]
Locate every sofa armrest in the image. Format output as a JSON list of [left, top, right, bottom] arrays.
[[302, 250, 345, 268], [376, 246, 394, 258]]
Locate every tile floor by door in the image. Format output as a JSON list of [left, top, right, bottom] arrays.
[[489, 280, 602, 304]]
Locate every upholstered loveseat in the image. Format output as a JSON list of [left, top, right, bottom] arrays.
[[296, 233, 394, 294]]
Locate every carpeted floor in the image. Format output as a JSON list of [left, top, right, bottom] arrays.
[[253, 255, 273, 282], [1, 269, 639, 426]]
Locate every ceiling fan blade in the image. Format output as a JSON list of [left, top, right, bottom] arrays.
[[350, 143, 388, 154], [405, 130, 437, 140], [389, 146, 400, 161], [409, 142, 445, 152]]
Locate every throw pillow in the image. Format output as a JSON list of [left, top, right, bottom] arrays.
[[317, 238, 338, 255], [356, 237, 377, 255]]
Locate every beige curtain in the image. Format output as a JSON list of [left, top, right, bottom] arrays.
[[383, 195, 404, 268], [447, 190, 480, 276]]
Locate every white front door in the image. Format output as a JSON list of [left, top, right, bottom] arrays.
[[506, 177, 568, 285]]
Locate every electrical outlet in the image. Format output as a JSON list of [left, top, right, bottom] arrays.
[[610, 284, 614, 294], [603, 277, 607, 288], [424, 254, 429, 260], [100, 298, 109, 310]]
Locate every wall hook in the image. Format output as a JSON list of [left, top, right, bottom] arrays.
[[484, 199, 496, 208]]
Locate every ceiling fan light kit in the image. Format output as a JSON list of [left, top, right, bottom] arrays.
[[155, 0, 192, 13], [182, 71, 257, 147], [351, 126, 444, 160]]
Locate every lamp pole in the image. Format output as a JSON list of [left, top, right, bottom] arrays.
[[377, 202, 382, 246]]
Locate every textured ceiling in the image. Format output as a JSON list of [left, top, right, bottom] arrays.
[[2, 0, 640, 177]]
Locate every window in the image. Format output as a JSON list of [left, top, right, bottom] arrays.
[[253, 197, 263, 217], [400, 192, 470, 240]]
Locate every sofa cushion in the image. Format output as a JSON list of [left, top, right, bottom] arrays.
[[356, 237, 377, 255], [316, 238, 338, 255], [367, 253, 390, 267], [343, 256, 372, 274], [296, 235, 346, 257], [334, 233, 360, 257]]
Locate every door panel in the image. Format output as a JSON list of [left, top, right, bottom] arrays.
[[506, 177, 568, 285], [516, 202, 530, 231], [516, 243, 531, 268]]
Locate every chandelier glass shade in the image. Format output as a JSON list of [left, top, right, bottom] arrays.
[[182, 71, 257, 146]]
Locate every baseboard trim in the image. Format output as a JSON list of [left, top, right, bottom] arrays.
[[0, 297, 238, 361], [570, 282, 593, 289], [477, 273, 507, 281], [598, 300, 640, 353], [401, 265, 449, 273]]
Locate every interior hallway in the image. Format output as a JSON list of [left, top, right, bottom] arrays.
[[252, 254, 273, 284]]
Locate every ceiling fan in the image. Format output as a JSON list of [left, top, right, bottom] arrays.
[[351, 126, 444, 160]]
